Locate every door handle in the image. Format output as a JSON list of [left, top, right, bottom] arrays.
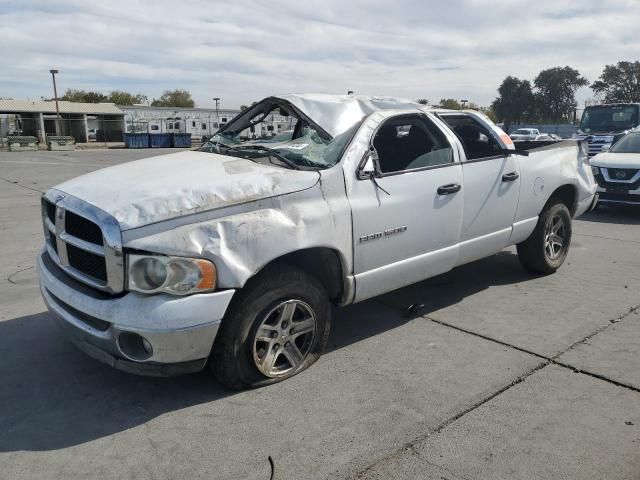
[[502, 172, 520, 182], [437, 183, 462, 195]]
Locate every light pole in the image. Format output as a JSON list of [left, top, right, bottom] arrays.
[[50, 69, 61, 135], [460, 99, 469, 109], [212, 97, 220, 127]]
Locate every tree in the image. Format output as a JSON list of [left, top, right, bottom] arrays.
[[240, 101, 258, 111], [60, 89, 107, 103], [591, 61, 640, 103], [479, 106, 498, 123], [151, 89, 195, 108], [108, 90, 147, 106], [439, 98, 463, 110], [533, 66, 588, 123], [416, 98, 429, 105], [491, 76, 535, 131]]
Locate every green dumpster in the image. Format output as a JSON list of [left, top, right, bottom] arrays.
[[7, 136, 38, 152], [47, 136, 76, 151]]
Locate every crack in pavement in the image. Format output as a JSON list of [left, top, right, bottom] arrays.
[[352, 299, 640, 479], [0, 176, 45, 194], [6, 265, 35, 284]]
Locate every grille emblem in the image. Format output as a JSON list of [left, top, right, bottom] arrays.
[[615, 171, 627, 179]]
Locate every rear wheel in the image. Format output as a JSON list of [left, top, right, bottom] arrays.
[[517, 200, 572, 275], [210, 265, 331, 389]]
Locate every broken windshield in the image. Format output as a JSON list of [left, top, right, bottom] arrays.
[[198, 99, 362, 169]]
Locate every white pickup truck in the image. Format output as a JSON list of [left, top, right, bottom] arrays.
[[38, 94, 597, 388]]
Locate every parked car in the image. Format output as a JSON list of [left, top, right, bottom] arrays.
[[37, 94, 597, 388], [510, 128, 540, 141], [591, 131, 640, 206], [87, 128, 97, 140]]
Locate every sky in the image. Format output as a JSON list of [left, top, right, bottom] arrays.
[[1, 0, 639, 110]]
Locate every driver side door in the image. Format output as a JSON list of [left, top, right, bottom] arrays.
[[347, 113, 464, 302]]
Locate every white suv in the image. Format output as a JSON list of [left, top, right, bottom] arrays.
[[591, 131, 640, 206]]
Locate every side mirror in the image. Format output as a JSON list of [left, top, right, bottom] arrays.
[[601, 143, 611, 152], [360, 147, 380, 178], [362, 155, 376, 175]]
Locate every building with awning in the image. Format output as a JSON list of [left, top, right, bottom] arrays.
[[0, 99, 124, 143]]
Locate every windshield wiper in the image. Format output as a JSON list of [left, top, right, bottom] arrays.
[[224, 145, 301, 170]]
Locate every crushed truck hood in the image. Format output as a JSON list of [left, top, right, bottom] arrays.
[[55, 150, 320, 230]]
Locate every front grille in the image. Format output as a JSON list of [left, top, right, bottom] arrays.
[[588, 141, 605, 157], [42, 192, 123, 293], [67, 244, 108, 282], [46, 288, 111, 331], [45, 200, 56, 223], [65, 210, 104, 245], [595, 168, 640, 190], [607, 168, 638, 181], [48, 230, 58, 254]]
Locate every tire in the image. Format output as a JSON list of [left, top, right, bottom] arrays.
[[210, 264, 331, 389], [517, 199, 572, 275]]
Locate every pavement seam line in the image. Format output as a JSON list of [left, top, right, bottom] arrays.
[[375, 294, 639, 391], [353, 301, 639, 478], [0, 176, 45, 194], [574, 232, 640, 245], [552, 359, 640, 393], [425, 307, 640, 393], [426, 316, 549, 361], [351, 360, 550, 480]]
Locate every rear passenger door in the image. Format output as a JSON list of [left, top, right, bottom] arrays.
[[439, 113, 521, 266], [349, 113, 464, 302]]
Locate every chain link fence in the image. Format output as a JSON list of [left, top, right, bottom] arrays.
[[0, 115, 126, 150], [0, 114, 217, 150]]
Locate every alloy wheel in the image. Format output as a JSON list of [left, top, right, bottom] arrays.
[[544, 214, 565, 260], [252, 299, 317, 378]]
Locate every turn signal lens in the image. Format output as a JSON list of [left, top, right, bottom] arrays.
[[500, 133, 514, 147], [196, 259, 217, 290]]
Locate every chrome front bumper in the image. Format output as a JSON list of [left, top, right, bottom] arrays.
[[38, 251, 236, 376]]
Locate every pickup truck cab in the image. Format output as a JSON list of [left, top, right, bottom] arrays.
[[591, 131, 640, 206], [38, 94, 597, 388]]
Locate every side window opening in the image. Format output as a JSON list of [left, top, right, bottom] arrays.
[[439, 115, 501, 160], [373, 115, 453, 174]]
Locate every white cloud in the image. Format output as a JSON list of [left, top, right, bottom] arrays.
[[0, 0, 639, 108]]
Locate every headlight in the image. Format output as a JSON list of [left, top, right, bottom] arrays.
[[127, 254, 216, 295], [591, 166, 600, 175]]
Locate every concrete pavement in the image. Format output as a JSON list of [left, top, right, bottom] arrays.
[[0, 149, 638, 479]]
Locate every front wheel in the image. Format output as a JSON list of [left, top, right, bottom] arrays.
[[517, 200, 572, 275], [210, 265, 331, 389]]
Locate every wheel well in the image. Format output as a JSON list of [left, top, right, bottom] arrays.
[[258, 248, 345, 303], [548, 184, 577, 215]]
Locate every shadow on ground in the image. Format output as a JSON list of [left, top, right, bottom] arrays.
[[0, 251, 536, 453], [583, 205, 640, 226]]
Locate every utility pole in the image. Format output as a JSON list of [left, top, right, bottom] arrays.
[[212, 97, 220, 128], [50, 69, 61, 135]]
